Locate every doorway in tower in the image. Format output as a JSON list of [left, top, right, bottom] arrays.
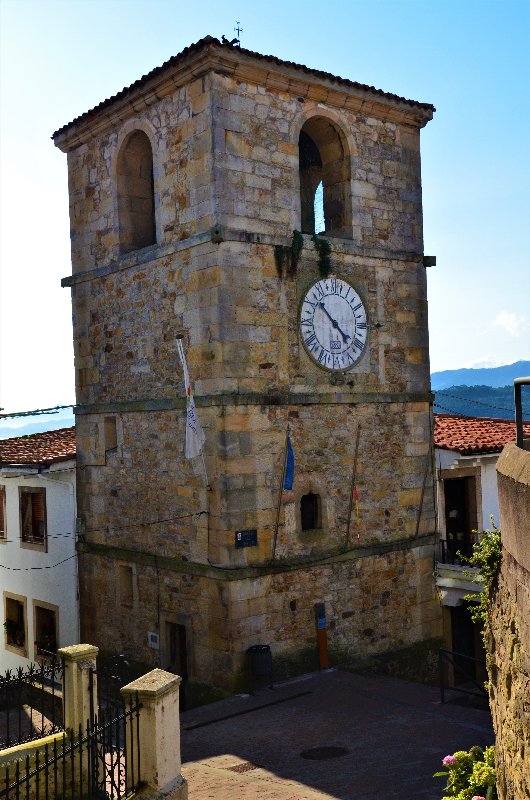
[[163, 622, 188, 677], [161, 619, 188, 709]]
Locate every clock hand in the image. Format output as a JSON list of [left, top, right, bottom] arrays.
[[317, 302, 351, 344]]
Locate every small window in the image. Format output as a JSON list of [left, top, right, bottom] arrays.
[[117, 130, 156, 254], [19, 487, 47, 546], [0, 486, 6, 541], [118, 564, 134, 606], [104, 416, 118, 452], [4, 596, 26, 651], [301, 492, 322, 531]]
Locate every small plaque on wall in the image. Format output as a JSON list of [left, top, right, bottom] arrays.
[[235, 529, 258, 548]]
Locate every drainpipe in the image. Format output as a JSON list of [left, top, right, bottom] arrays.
[[514, 377, 530, 449]]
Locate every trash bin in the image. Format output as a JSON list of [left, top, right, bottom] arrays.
[[247, 644, 272, 678]]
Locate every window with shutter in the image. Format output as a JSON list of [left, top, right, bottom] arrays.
[[19, 487, 47, 548]]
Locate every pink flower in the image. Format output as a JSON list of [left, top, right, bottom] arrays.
[[442, 755, 457, 766], [471, 796, 486, 800]]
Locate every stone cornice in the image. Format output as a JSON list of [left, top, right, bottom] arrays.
[[73, 391, 433, 417], [61, 229, 424, 288], [77, 532, 436, 581], [53, 45, 433, 152]]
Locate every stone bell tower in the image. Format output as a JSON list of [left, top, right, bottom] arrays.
[[54, 36, 442, 689]]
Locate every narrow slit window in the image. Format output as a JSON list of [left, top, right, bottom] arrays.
[[301, 492, 322, 531], [104, 416, 118, 452], [118, 564, 134, 606]]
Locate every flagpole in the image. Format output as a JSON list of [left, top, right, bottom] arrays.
[[345, 424, 361, 551], [200, 449, 210, 491], [271, 424, 290, 563], [176, 334, 209, 489]]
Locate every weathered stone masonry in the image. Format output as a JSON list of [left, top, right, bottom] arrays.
[[489, 443, 530, 800], [54, 37, 442, 688]]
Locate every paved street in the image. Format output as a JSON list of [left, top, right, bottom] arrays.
[[180, 669, 494, 800]]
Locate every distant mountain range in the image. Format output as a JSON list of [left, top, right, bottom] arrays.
[[431, 361, 530, 390], [0, 411, 74, 440], [1, 362, 528, 439], [433, 385, 529, 420], [431, 360, 530, 420]]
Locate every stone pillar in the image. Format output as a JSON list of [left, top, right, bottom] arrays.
[[58, 643, 99, 730], [120, 669, 188, 799]]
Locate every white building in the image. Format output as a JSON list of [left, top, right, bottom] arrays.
[[434, 413, 530, 686], [0, 428, 78, 671]]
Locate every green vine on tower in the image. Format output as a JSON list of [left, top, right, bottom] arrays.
[[274, 230, 304, 279], [312, 234, 332, 279]]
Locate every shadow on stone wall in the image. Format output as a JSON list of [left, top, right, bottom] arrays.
[[489, 441, 530, 800]]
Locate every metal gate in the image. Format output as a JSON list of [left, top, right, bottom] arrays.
[[0, 694, 141, 800], [87, 655, 145, 798]]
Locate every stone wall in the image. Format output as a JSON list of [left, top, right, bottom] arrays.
[[78, 539, 439, 688], [489, 442, 530, 800]]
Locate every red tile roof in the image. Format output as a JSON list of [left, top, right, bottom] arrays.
[[52, 36, 435, 139], [0, 427, 76, 467], [434, 414, 530, 456]]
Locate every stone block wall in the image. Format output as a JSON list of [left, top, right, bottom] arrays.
[[489, 443, 530, 800], [56, 41, 441, 689]]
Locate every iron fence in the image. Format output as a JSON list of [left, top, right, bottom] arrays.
[[0, 657, 64, 749], [89, 655, 146, 720], [439, 537, 474, 565], [438, 648, 489, 706], [0, 694, 142, 800]]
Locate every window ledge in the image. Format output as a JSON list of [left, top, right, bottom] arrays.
[[299, 528, 325, 543], [20, 540, 48, 553], [5, 642, 27, 657]]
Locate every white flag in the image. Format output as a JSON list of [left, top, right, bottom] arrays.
[[176, 340, 205, 460]]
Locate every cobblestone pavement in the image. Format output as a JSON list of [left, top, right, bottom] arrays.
[[180, 669, 494, 800]]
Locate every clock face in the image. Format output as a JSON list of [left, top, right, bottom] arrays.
[[299, 277, 368, 371]]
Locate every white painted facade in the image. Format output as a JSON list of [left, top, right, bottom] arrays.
[[436, 448, 500, 535], [0, 461, 78, 671]]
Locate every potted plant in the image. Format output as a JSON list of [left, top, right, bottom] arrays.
[[4, 618, 24, 647]]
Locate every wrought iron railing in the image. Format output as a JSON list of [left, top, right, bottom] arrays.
[[438, 648, 488, 705], [89, 654, 147, 719], [0, 657, 64, 749], [0, 694, 142, 800]]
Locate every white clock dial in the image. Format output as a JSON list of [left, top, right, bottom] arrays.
[[299, 277, 368, 371]]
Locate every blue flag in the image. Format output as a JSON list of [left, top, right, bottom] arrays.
[[284, 435, 294, 490]]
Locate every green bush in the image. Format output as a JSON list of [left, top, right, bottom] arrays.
[[434, 745, 497, 800], [463, 522, 502, 635]]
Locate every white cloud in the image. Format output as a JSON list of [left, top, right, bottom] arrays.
[[493, 312, 529, 337], [465, 356, 505, 369]]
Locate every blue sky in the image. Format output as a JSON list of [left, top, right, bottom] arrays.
[[0, 0, 529, 416]]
